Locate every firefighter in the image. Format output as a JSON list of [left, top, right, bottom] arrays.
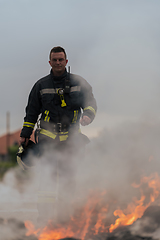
[[19, 46, 97, 152], [19, 46, 97, 223]]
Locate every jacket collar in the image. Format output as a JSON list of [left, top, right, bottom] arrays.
[[50, 68, 67, 82]]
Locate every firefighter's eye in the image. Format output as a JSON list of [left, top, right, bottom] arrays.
[[52, 58, 64, 62]]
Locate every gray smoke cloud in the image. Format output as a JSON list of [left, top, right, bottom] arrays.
[[1, 117, 160, 239]]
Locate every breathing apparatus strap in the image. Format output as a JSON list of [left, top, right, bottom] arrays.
[[64, 70, 70, 93]]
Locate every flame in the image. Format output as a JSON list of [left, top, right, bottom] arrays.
[[25, 190, 108, 240], [109, 172, 160, 232], [25, 172, 160, 239], [25, 221, 74, 240], [109, 195, 148, 232]]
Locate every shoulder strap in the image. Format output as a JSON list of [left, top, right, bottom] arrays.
[[64, 66, 71, 93]]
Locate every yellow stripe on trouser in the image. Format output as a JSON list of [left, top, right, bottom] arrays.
[[59, 133, 68, 141], [40, 129, 68, 141], [40, 129, 57, 139]]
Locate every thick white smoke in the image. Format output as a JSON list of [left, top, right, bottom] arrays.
[[1, 117, 160, 239]]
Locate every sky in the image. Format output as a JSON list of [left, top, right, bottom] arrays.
[[1, 2, 160, 238], [1, 0, 160, 138]]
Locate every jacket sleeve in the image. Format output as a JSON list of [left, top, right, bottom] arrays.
[[20, 82, 41, 138], [81, 79, 97, 123]]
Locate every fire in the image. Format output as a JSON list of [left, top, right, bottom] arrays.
[[25, 221, 74, 240], [109, 172, 160, 232], [25, 190, 108, 240], [109, 195, 148, 232], [25, 172, 160, 239]]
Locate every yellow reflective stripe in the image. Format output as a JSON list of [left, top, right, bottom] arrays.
[[44, 110, 50, 122], [58, 131, 68, 141], [59, 131, 68, 134], [23, 122, 35, 129], [59, 134, 68, 141], [84, 106, 96, 115], [40, 129, 57, 139], [40, 128, 68, 141], [72, 110, 78, 123]]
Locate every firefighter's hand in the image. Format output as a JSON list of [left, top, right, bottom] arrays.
[[80, 116, 91, 126], [19, 137, 29, 147]]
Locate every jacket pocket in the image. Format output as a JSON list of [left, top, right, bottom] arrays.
[[69, 91, 81, 107], [41, 94, 54, 109]]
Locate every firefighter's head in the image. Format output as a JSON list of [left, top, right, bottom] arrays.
[[49, 46, 68, 76]]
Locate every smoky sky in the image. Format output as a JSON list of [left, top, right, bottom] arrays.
[[0, 0, 160, 136]]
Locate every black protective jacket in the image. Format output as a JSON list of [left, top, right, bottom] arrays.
[[20, 69, 97, 139]]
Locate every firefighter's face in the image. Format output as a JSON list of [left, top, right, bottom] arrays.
[[49, 52, 68, 76]]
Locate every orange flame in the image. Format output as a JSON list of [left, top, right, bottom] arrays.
[[25, 190, 108, 240], [25, 221, 74, 240], [25, 172, 160, 239], [109, 195, 148, 232], [109, 172, 160, 232]]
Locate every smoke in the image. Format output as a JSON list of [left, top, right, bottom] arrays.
[[105, 206, 160, 239], [1, 118, 160, 239], [75, 118, 160, 205], [0, 218, 37, 240]]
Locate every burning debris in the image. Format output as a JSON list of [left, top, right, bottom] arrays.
[[129, 206, 160, 239], [0, 217, 80, 240], [24, 170, 160, 240], [1, 120, 160, 240], [106, 205, 160, 239], [107, 229, 155, 240]]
